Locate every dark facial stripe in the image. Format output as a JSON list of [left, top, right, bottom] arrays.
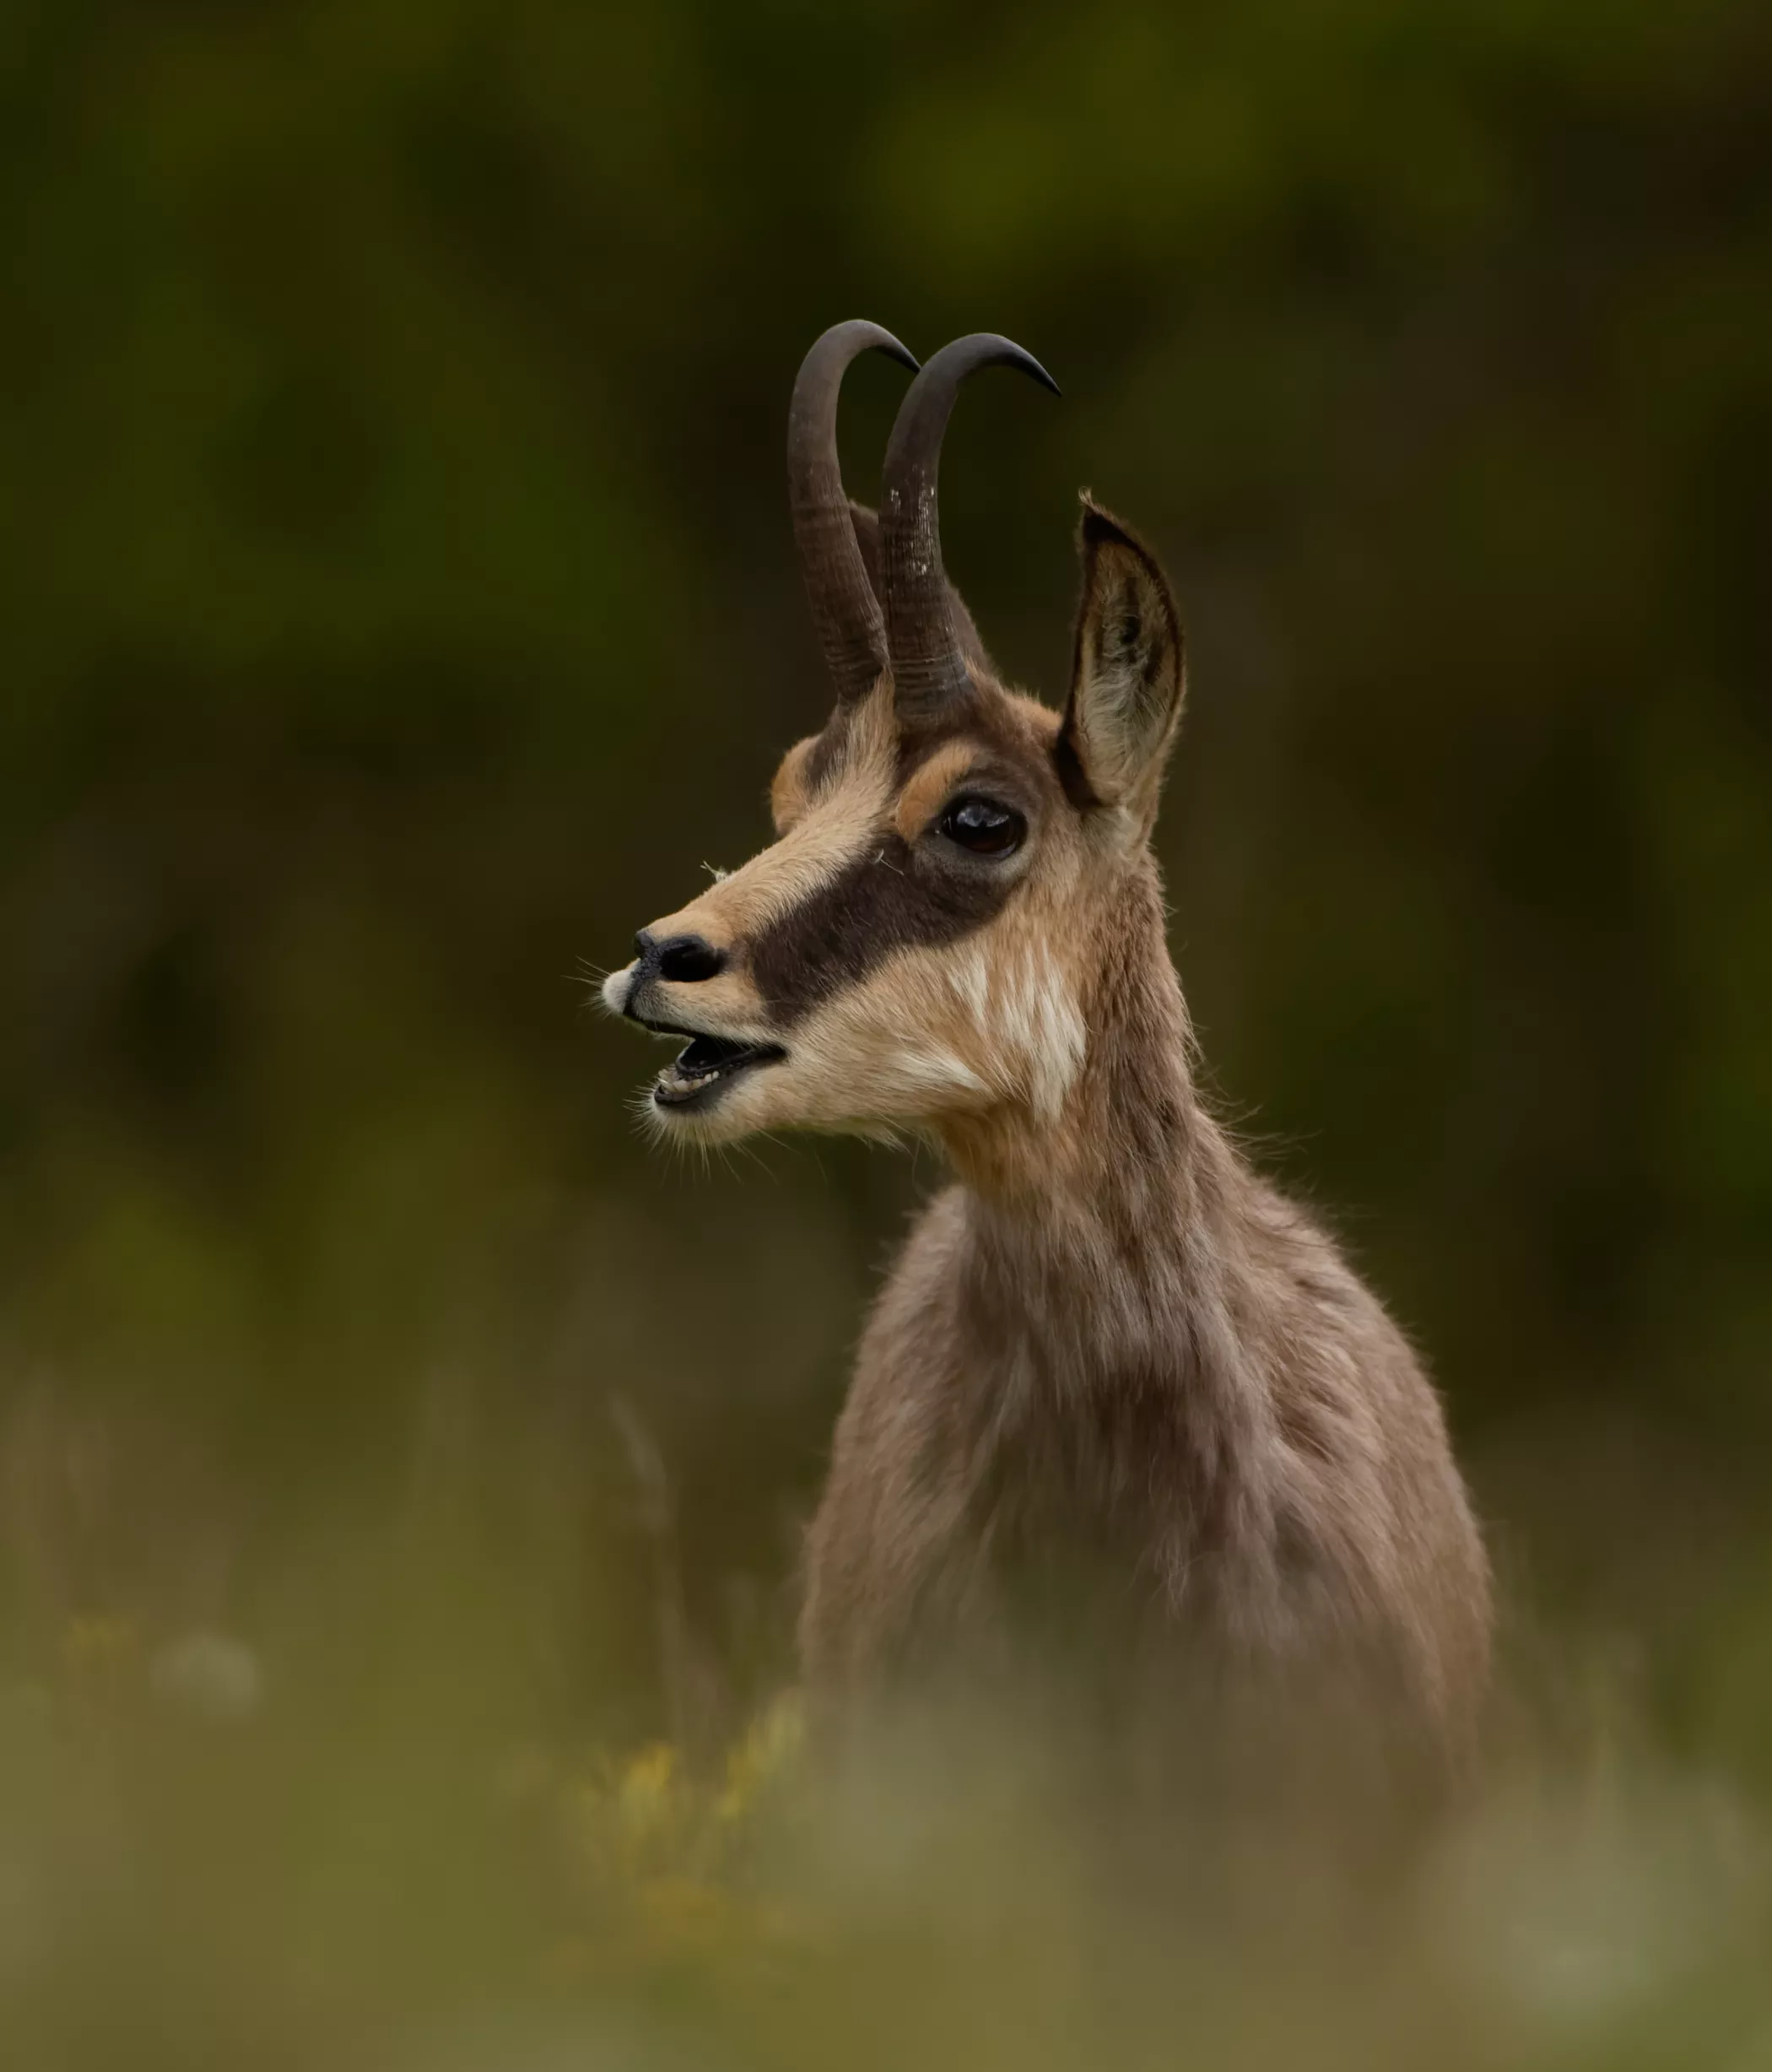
[[746, 830, 1018, 1025]]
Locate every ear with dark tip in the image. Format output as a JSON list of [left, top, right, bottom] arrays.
[[1056, 497, 1186, 825], [847, 502, 997, 681]]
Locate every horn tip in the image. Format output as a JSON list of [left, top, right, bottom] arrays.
[[988, 334, 1061, 397], [833, 319, 919, 373], [874, 327, 920, 374]]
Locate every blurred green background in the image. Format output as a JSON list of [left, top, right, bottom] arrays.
[[3, 1, 1772, 2058]]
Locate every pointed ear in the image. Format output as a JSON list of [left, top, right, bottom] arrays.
[[1056, 498, 1185, 826], [848, 500, 997, 679]]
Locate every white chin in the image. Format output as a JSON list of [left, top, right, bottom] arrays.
[[600, 968, 636, 1015]]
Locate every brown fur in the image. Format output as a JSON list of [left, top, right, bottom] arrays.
[[606, 496, 1492, 1772]]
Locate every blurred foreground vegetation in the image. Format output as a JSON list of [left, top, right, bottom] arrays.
[[7, 1545, 1772, 2069], [3, 0, 1770, 2061]]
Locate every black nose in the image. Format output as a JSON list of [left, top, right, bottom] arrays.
[[634, 929, 726, 984]]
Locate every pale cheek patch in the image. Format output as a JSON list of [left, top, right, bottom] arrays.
[[716, 961, 1000, 1140], [737, 930, 1086, 1139], [808, 967, 997, 1117], [664, 879, 1094, 1145], [941, 935, 1088, 1123]]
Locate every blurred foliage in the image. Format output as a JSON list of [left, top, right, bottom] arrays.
[[9, 1578, 1772, 2070], [2, 0, 1771, 2059]]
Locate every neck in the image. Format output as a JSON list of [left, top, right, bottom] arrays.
[[937, 864, 1251, 1376], [942, 865, 1207, 1216], [932, 866, 1281, 1577]]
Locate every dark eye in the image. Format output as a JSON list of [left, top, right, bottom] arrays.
[[937, 795, 1026, 858]]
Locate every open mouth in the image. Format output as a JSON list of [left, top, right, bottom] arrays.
[[653, 1031, 788, 1109]]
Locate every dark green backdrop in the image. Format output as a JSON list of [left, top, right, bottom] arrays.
[[3, 0, 1769, 1734]]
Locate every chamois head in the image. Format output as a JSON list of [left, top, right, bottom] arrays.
[[602, 323, 1186, 1151]]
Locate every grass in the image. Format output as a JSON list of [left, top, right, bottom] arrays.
[[4, 1381, 1772, 2071]]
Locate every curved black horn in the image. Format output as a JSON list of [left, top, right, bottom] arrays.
[[879, 333, 1059, 720], [788, 320, 919, 705]]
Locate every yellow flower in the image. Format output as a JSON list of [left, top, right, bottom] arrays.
[[615, 1741, 686, 1851], [570, 1739, 694, 1884], [717, 1692, 805, 1826]]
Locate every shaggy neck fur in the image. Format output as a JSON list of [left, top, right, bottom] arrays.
[[937, 861, 1288, 1644]]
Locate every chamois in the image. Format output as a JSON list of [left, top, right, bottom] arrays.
[[603, 322, 1492, 1767]]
